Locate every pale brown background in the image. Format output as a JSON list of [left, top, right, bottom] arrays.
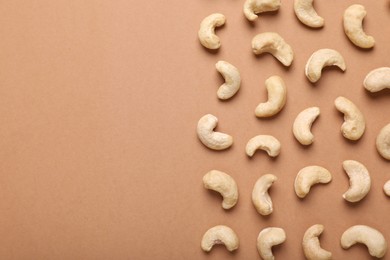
[[0, 0, 390, 259]]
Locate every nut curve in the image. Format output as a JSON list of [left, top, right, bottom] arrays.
[[243, 0, 281, 22], [293, 107, 320, 145], [364, 67, 390, 92], [257, 227, 286, 260], [197, 114, 233, 150], [384, 180, 390, 197], [215, 61, 241, 100], [252, 174, 277, 216], [198, 13, 226, 50], [246, 135, 281, 158], [294, 166, 332, 198], [203, 170, 238, 209], [201, 225, 239, 252], [342, 160, 371, 202], [335, 96, 365, 141], [302, 224, 332, 260], [255, 76, 287, 118], [294, 0, 324, 28], [376, 123, 390, 160]]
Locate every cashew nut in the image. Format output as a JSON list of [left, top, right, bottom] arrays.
[[201, 225, 239, 252], [294, 0, 324, 28], [376, 123, 390, 160], [384, 180, 390, 197], [243, 0, 281, 22], [203, 170, 238, 209], [302, 224, 332, 260], [343, 4, 375, 49], [364, 67, 390, 92], [197, 114, 233, 150], [335, 96, 365, 141], [342, 160, 371, 203], [215, 61, 241, 100], [305, 49, 346, 83], [252, 32, 294, 67], [293, 107, 320, 145], [294, 166, 332, 198], [252, 174, 277, 216], [198, 13, 226, 50], [246, 135, 281, 157], [255, 76, 287, 118], [341, 225, 387, 258], [257, 227, 286, 260]]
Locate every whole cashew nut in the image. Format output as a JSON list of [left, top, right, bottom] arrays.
[[197, 114, 233, 150], [335, 96, 365, 141], [257, 227, 286, 260], [293, 107, 320, 145], [294, 166, 332, 198], [246, 135, 281, 158], [255, 76, 287, 118], [341, 225, 387, 258], [216, 61, 241, 100], [294, 0, 324, 28], [305, 49, 346, 83], [302, 224, 332, 260], [252, 32, 294, 67], [384, 180, 390, 197], [201, 225, 239, 252], [342, 160, 371, 203], [376, 123, 390, 160], [252, 174, 277, 216], [198, 13, 226, 50], [203, 170, 238, 209], [364, 67, 390, 92], [243, 0, 281, 22], [343, 4, 375, 49]]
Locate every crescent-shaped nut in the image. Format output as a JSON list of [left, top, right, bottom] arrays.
[[252, 174, 277, 216], [243, 0, 281, 22], [257, 227, 286, 260], [293, 107, 320, 145], [305, 49, 346, 83], [252, 32, 294, 67], [197, 114, 233, 150], [255, 76, 287, 118], [294, 166, 332, 198], [376, 123, 390, 160], [246, 135, 281, 158], [294, 0, 324, 28], [215, 61, 241, 100], [343, 4, 375, 49], [364, 67, 390, 92], [335, 96, 365, 141], [302, 224, 332, 260], [203, 170, 238, 209], [201, 225, 239, 252], [342, 160, 371, 203], [198, 13, 226, 50], [341, 225, 387, 258], [384, 180, 390, 197]]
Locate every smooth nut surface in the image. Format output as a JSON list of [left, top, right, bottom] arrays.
[[198, 13, 226, 50], [252, 174, 277, 216], [215, 61, 241, 100], [294, 166, 332, 198], [257, 227, 286, 260], [243, 0, 281, 21], [294, 0, 324, 28], [342, 160, 371, 203], [246, 135, 281, 158], [293, 107, 320, 145], [335, 96, 365, 141], [197, 114, 233, 150], [255, 76, 287, 118], [201, 225, 239, 252], [364, 67, 390, 92], [302, 224, 332, 260], [203, 170, 238, 209], [384, 180, 390, 197], [376, 123, 390, 160]]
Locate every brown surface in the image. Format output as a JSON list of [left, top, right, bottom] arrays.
[[0, 0, 390, 259]]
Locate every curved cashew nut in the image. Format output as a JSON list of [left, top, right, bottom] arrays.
[[294, 0, 324, 28], [197, 114, 233, 150], [203, 170, 238, 209], [215, 61, 241, 100], [343, 4, 375, 49], [384, 180, 390, 197], [335, 96, 365, 141], [252, 32, 294, 67], [294, 166, 332, 198], [376, 123, 390, 160], [201, 225, 239, 252], [246, 135, 281, 157], [305, 49, 346, 83], [198, 13, 226, 50], [293, 107, 320, 145], [342, 160, 371, 202], [252, 174, 277, 216], [341, 225, 387, 258], [302, 224, 332, 260], [257, 227, 286, 260], [243, 0, 281, 22], [255, 76, 287, 118], [364, 67, 390, 92]]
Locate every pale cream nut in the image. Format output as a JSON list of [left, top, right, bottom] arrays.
[[255, 76, 287, 118], [203, 170, 238, 209], [197, 114, 233, 150], [216, 61, 241, 100], [198, 13, 226, 50], [364, 67, 390, 92], [335, 96, 365, 141], [305, 49, 346, 83], [384, 180, 390, 197], [257, 227, 286, 260], [252, 174, 277, 216], [246, 135, 281, 157], [294, 0, 324, 28], [294, 166, 332, 198], [376, 123, 390, 160], [201, 225, 239, 252], [293, 107, 320, 145], [342, 160, 371, 203], [302, 224, 332, 260], [243, 0, 281, 22]]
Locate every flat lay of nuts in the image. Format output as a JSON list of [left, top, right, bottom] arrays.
[[203, 170, 238, 209], [364, 67, 390, 92], [302, 224, 332, 260], [376, 123, 390, 160], [245, 135, 281, 158], [294, 0, 324, 28], [257, 227, 286, 260], [342, 160, 371, 203], [197, 114, 233, 150], [201, 225, 239, 252], [198, 13, 226, 50], [243, 0, 281, 22], [215, 61, 241, 100], [255, 75, 287, 118], [334, 96, 365, 141], [252, 174, 277, 216], [384, 180, 390, 197], [293, 107, 320, 145], [294, 166, 332, 198]]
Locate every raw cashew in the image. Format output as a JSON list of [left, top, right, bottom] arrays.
[[252, 174, 277, 216], [255, 76, 287, 118], [305, 49, 346, 83], [294, 0, 324, 28], [364, 67, 390, 92], [384, 180, 390, 196], [293, 107, 320, 145], [198, 13, 226, 50], [201, 225, 239, 252], [343, 4, 375, 49], [246, 135, 281, 158], [335, 96, 365, 141], [376, 123, 390, 160], [341, 225, 387, 258], [243, 0, 281, 22], [342, 160, 371, 202], [252, 32, 294, 67], [257, 227, 286, 260], [302, 224, 332, 260], [294, 166, 332, 198], [203, 170, 238, 209], [197, 114, 233, 150], [216, 61, 241, 100]]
